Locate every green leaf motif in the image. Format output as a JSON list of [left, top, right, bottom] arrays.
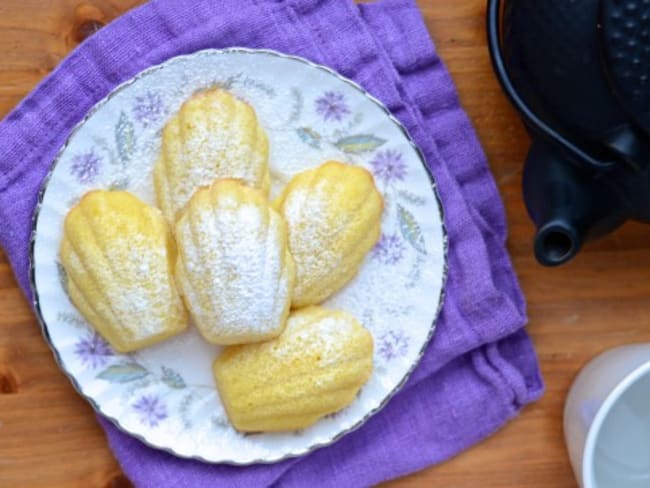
[[334, 134, 386, 154], [287, 88, 303, 124], [56, 311, 87, 328], [296, 127, 322, 149], [97, 363, 149, 383], [406, 251, 426, 288], [179, 392, 197, 429], [115, 112, 136, 163], [56, 261, 69, 296], [212, 75, 236, 91], [397, 204, 427, 255], [398, 190, 427, 207], [161, 366, 186, 389]]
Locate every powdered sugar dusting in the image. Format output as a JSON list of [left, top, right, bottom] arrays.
[[62, 222, 184, 344], [103, 234, 179, 340], [282, 188, 336, 285], [35, 50, 446, 463], [156, 90, 269, 221], [176, 195, 291, 343], [274, 312, 358, 362], [281, 184, 348, 304]]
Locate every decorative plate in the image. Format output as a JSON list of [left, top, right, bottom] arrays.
[[30, 48, 447, 464]]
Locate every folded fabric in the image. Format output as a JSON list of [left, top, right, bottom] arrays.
[[0, 0, 544, 486]]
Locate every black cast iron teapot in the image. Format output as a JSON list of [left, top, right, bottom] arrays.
[[487, 0, 650, 266]]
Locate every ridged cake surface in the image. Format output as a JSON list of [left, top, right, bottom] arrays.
[[214, 306, 374, 432], [154, 88, 270, 222], [275, 161, 383, 307], [60, 190, 188, 352], [175, 179, 294, 345]]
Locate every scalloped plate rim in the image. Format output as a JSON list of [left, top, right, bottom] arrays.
[[28, 47, 449, 465]]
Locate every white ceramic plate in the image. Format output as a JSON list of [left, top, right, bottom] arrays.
[[30, 48, 447, 464]]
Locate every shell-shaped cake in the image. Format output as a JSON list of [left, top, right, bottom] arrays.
[[154, 88, 270, 223], [274, 161, 383, 307], [59, 190, 188, 353], [174, 179, 295, 345], [214, 306, 374, 432]]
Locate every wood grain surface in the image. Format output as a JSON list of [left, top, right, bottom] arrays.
[[1, 1, 649, 487]]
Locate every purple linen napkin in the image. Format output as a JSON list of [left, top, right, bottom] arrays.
[[0, 0, 544, 486]]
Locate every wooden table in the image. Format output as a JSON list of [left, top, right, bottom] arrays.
[[1, 1, 649, 486]]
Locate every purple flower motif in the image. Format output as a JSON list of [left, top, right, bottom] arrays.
[[70, 151, 101, 184], [74, 332, 113, 369], [132, 92, 164, 127], [370, 149, 407, 184], [132, 395, 167, 427], [378, 330, 409, 362], [373, 233, 406, 265], [315, 91, 350, 122]]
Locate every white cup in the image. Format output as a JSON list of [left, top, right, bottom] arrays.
[[564, 344, 650, 488]]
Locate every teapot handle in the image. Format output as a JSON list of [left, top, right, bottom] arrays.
[[486, 0, 617, 172]]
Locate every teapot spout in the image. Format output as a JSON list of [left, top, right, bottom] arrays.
[[523, 141, 626, 266], [533, 220, 581, 266]]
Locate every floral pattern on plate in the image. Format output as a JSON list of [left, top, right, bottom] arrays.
[[31, 48, 446, 464]]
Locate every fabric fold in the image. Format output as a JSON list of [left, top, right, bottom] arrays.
[[0, 0, 543, 486]]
